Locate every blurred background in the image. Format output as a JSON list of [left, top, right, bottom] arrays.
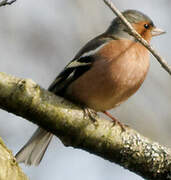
[[0, 0, 170, 179]]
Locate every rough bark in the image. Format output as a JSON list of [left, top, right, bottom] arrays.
[[0, 72, 170, 180], [0, 136, 28, 180]]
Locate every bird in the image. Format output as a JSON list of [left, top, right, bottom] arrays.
[[15, 10, 165, 166]]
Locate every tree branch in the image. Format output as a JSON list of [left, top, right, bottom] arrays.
[[0, 72, 170, 180], [0, 0, 16, 6], [0, 1, 27, 179], [0, 136, 28, 180], [103, 0, 171, 76]]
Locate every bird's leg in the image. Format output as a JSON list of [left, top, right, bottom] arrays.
[[83, 108, 98, 122], [103, 111, 126, 131]]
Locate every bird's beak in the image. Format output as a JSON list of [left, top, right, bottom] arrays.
[[152, 27, 166, 37]]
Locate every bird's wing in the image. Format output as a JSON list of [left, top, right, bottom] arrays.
[[48, 35, 113, 96]]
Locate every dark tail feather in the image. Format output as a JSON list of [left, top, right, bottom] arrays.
[[15, 128, 53, 166]]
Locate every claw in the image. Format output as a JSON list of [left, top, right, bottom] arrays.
[[83, 108, 98, 122], [103, 111, 126, 131]]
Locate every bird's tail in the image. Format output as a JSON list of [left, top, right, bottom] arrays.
[[15, 127, 53, 166]]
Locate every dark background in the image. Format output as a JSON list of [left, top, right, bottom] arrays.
[[0, 0, 170, 179]]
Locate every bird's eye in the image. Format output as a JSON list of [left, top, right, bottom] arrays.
[[144, 24, 150, 29]]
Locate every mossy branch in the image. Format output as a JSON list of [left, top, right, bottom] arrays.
[[0, 136, 28, 180], [0, 1, 28, 179], [0, 72, 170, 180]]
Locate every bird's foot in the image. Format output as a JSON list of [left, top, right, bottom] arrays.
[[83, 108, 98, 122], [103, 111, 126, 131]]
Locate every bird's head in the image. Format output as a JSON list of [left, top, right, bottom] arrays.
[[107, 10, 165, 42]]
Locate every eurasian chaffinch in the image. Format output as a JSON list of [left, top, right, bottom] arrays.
[[15, 10, 165, 165]]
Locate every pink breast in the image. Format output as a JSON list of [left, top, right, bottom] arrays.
[[66, 40, 150, 111]]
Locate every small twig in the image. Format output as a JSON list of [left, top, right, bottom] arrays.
[[0, 0, 16, 6], [103, 0, 171, 76]]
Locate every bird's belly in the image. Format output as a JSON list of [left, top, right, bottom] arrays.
[[67, 63, 148, 111], [81, 69, 147, 111]]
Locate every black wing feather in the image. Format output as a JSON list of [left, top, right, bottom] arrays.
[[48, 34, 113, 96], [48, 56, 94, 96]]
